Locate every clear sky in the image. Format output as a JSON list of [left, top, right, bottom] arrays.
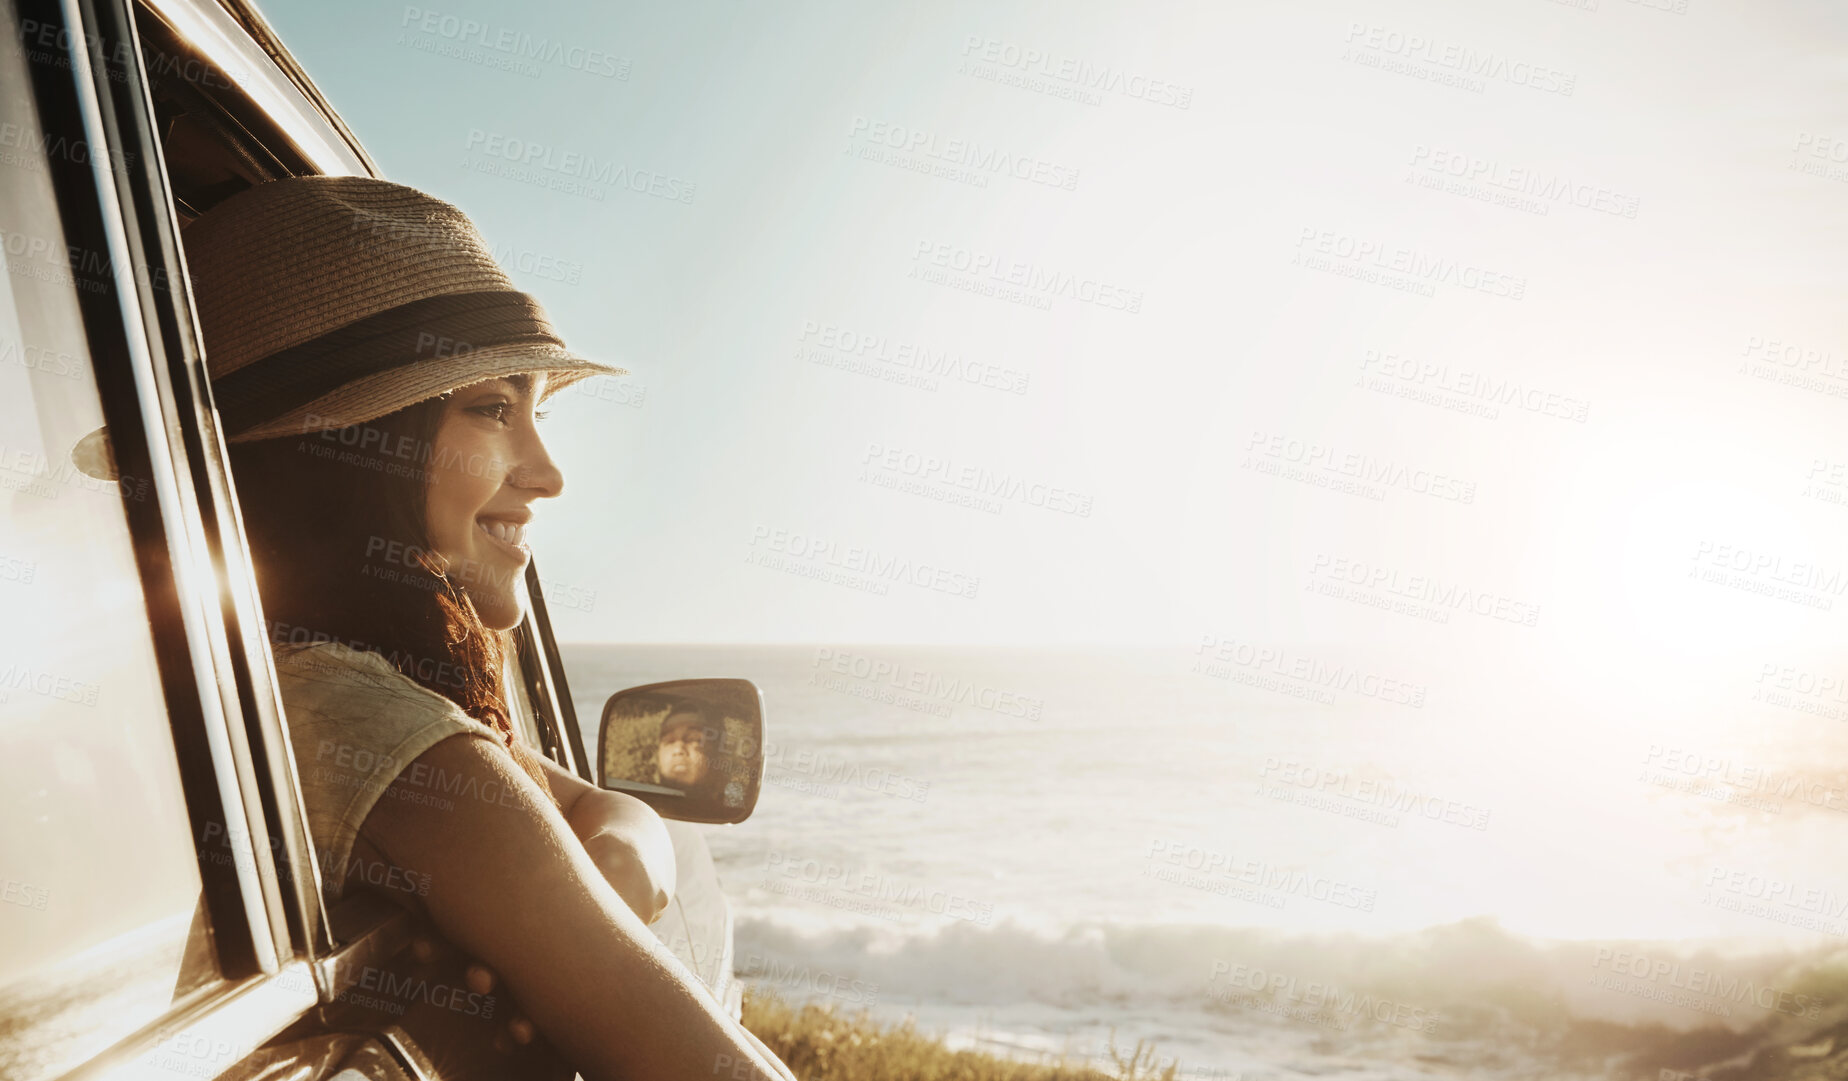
[[255, 0, 1848, 654], [6, 0, 1848, 1007]]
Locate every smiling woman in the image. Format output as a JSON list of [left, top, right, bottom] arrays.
[[186, 176, 799, 1081], [423, 373, 563, 631]]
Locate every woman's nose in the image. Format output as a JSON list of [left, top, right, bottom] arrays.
[[511, 428, 565, 497]]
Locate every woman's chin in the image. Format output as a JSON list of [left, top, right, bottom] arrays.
[[468, 589, 524, 631]]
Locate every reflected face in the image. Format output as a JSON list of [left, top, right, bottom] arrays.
[[657, 716, 711, 787], [424, 374, 564, 631]]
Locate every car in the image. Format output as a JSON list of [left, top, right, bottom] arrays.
[[0, 0, 762, 1077]]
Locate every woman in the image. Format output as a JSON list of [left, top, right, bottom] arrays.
[[655, 707, 721, 798], [197, 176, 793, 1081]]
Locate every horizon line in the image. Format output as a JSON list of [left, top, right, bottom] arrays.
[[556, 640, 1271, 649]]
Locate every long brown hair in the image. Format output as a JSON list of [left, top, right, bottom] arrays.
[[227, 395, 554, 795]]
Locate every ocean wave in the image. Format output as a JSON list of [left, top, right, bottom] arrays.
[[734, 911, 1848, 1078]]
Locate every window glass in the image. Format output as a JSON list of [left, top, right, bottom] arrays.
[[0, 7, 221, 1078]]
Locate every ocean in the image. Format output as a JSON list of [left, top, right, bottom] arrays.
[[559, 643, 1848, 1080]]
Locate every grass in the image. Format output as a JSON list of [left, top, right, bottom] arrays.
[[740, 991, 1182, 1081]]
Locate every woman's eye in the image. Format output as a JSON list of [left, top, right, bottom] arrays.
[[469, 401, 515, 424], [533, 409, 550, 423]]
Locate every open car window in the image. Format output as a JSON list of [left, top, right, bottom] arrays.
[[0, 0, 348, 1074], [0, 0, 247, 1074], [0, 11, 223, 1063]]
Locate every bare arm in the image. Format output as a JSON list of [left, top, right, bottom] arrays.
[[361, 734, 791, 1081], [539, 755, 677, 924]]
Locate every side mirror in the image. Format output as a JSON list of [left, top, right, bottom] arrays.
[[596, 678, 765, 824]]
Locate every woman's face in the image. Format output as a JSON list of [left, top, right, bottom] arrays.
[[424, 373, 563, 631], [657, 718, 711, 787]]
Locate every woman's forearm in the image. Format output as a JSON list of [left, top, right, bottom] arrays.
[[546, 759, 680, 924], [364, 736, 794, 1081], [569, 790, 678, 923]]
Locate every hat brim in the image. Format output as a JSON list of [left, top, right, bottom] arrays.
[[227, 342, 626, 442], [65, 345, 627, 480]]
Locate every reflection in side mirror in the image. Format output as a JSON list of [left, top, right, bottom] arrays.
[[596, 678, 765, 824]]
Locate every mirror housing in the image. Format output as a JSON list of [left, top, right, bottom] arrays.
[[596, 678, 765, 824]]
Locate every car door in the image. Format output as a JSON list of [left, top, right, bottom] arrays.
[[1, 0, 521, 1076], [0, 0, 327, 1076]]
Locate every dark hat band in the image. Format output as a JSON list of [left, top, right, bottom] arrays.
[[211, 290, 561, 436]]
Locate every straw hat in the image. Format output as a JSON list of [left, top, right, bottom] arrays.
[[72, 175, 624, 479]]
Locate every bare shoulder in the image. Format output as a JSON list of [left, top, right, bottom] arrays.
[[362, 734, 568, 863]]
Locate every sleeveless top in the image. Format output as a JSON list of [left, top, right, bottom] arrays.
[[271, 641, 501, 901]]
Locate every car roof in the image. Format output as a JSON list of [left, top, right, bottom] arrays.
[[141, 0, 377, 178]]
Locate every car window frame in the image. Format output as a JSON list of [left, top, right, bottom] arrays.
[[514, 568, 592, 780], [13, 0, 598, 1073], [8, 0, 325, 1075]]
